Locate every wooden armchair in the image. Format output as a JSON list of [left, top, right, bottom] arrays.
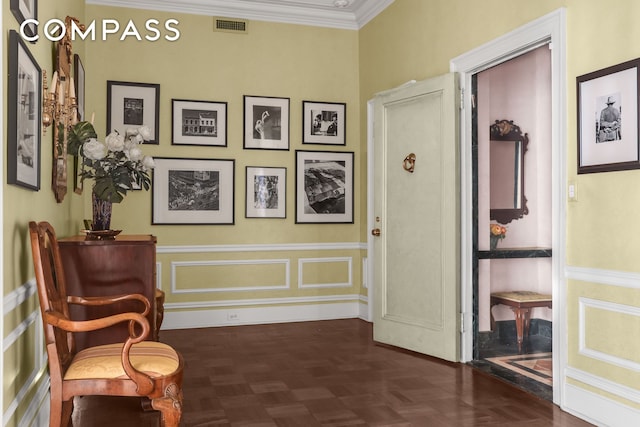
[[28, 221, 184, 427]]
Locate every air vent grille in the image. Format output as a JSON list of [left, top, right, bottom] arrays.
[[214, 17, 248, 34]]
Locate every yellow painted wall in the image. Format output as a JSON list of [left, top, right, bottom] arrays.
[[3, 2, 86, 424], [6, 0, 640, 423], [358, 0, 640, 414]]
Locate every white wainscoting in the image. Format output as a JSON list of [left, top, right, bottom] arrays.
[[565, 265, 640, 426], [2, 280, 49, 427], [158, 242, 369, 329]]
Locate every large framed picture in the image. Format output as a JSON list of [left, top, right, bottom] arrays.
[[295, 150, 354, 224], [7, 30, 41, 191], [171, 99, 227, 146], [107, 80, 160, 144], [245, 166, 286, 218], [302, 101, 346, 145], [243, 95, 290, 150], [11, 0, 37, 40], [152, 157, 235, 225], [577, 58, 640, 174]]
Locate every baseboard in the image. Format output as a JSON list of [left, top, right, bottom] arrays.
[[564, 381, 640, 427], [163, 300, 364, 329]]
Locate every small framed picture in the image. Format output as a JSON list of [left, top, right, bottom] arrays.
[[11, 0, 38, 40], [7, 30, 41, 191], [243, 95, 290, 150], [577, 58, 640, 174], [302, 101, 346, 145], [152, 157, 235, 225], [107, 80, 160, 144], [295, 150, 354, 224], [171, 99, 227, 147], [245, 166, 286, 218]]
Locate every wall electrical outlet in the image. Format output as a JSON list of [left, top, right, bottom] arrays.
[[568, 182, 578, 202]]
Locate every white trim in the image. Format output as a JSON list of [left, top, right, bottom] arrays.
[[450, 8, 567, 407], [3, 279, 36, 314], [157, 241, 365, 254], [298, 257, 352, 289], [566, 265, 640, 289], [3, 311, 39, 353], [579, 297, 640, 372], [2, 365, 48, 427], [163, 297, 362, 329], [170, 259, 290, 293], [565, 368, 640, 426], [17, 376, 50, 427], [366, 99, 376, 324], [85, 0, 395, 30]]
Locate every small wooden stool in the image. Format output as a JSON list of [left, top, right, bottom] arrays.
[[490, 291, 552, 353]]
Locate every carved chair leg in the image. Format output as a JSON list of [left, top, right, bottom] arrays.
[[151, 384, 183, 427]]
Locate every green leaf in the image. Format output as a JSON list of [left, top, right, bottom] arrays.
[[68, 121, 97, 156]]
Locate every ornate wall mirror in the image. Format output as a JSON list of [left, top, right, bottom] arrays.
[[489, 119, 529, 224]]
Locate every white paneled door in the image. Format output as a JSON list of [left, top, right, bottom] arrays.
[[372, 73, 460, 362]]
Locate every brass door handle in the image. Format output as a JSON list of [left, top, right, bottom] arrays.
[[371, 228, 381, 236], [403, 153, 416, 173]]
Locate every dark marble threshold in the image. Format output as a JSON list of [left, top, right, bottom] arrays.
[[472, 320, 553, 401]]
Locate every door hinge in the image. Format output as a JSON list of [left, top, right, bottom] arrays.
[[460, 312, 465, 333], [460, 88, 464, 110]]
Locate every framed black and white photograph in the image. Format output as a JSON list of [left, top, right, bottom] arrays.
[[152, 157, 235, 225], [246, 166, 286, 218], [295, 150, 354, 224], [172, 99, 227, 146], [577, 58, 640, 174], [11, 0, 37, 40], [7, 30, 41, 191], [303, 101, 346, 145], [107, 80, 160, 144], [243, 95, 290, 150]]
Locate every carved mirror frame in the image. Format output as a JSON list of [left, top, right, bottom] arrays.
[[489, 119, 529, 224]]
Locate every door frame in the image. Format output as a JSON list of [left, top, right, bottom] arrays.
[[450, 8, 567, 405]]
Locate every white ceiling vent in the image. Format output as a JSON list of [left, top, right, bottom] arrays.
[[213, 17, 248, 34]]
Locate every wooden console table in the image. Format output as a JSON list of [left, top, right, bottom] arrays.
[[58, 234, 158, 351], [490, 291, 552, 353]]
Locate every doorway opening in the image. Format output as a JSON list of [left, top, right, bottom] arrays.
[[469, 45, 553, 401]]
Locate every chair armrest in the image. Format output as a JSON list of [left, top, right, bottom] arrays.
[[67, 293, 151, 317], [44, 309, 150, 341], [45, 309, 156, 394]]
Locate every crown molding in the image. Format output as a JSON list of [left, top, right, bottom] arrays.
[[85, 0, 394, 30]]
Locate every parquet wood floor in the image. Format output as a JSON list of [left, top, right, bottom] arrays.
[[71, 319, 592, 426]]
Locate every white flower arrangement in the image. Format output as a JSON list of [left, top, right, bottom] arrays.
[[68, 121, 155, 203]]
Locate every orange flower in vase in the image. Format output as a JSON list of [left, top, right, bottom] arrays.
[[489, 223, 507, 250]]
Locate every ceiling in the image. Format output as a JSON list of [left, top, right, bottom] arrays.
[[86, 0, 395, 30]]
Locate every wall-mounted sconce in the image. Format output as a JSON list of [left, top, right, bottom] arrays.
[[42, 16, 83, 203]]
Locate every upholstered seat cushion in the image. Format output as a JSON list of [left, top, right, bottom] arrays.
[[64, 341, 180, 380]]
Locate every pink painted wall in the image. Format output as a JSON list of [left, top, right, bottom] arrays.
[[477, 45, 553, 331]]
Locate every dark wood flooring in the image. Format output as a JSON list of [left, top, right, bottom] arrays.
[[71, 319, 592, 426]]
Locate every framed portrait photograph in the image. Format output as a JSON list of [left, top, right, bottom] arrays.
[[11, 0, 37, 40], [152, 157, 235, 225], [107, 80, 160, 144], [295, 150, 354, 224], [7, 30, 41, 191], [243, 95, 290, 150], [171, 99, 227, 146], [245, 166, 286, 218], [302, 101, 346, 145], [577, 58, 640, 174]]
